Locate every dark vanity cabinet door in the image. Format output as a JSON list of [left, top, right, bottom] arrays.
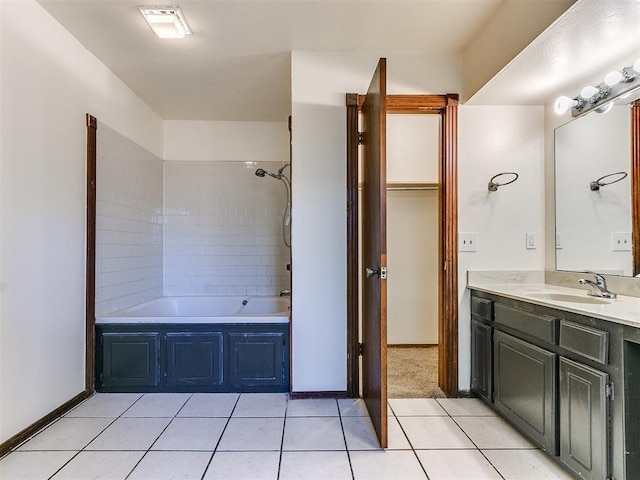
[[471, 320, 493, 402], [494, 330, 558, 454], [229, 332, 287, 390], [165, 332, 224, 387], [100, 332, 161, 388], [559, 357, 609, 480]]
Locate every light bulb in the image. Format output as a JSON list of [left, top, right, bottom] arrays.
[[634, 57, 640, 73], [580, 85, 598, 98], [554, 96, 577, 115], [605, 71, 623, 86]]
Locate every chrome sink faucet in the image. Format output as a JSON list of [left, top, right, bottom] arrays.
[[578, 272, 617, 299]]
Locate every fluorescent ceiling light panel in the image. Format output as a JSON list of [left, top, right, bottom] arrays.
[[138, 6, 192, 39]]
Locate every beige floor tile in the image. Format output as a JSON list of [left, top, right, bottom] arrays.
[[203, 451, 280, 480], [122, 393, 191, 418], [151, 417, 226, 451], [416, 449, 502, 479], [342, 415, 410, 450], [128, 451, 211, 480], [51, 451, 143, 480], [454, 416, 536, 449], [286, 398, 339, 417], [483, 449, 575, 479], [436, 398, 497, 417], [217, 417, 284, 451], [85, 417, 171, 451], [65, 393, 142, 418], [282, 417, 345, 450], [279, 451, 352, 479], [350, 450, 427, 479], [232, 393, 288, 417], [388, 398, 448, 416], [398, 416, 475, 449], [0, 451, 76, 480], [18, 418, 113, 451], [177, 393, 239, 418]]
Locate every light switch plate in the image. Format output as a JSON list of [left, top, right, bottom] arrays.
[[459, 233, 478, 252]]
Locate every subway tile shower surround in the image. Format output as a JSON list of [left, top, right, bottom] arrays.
[[163, 161, 290, 297], [96, 124, 163, 317]]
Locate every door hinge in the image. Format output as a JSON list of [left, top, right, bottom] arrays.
[[606, 382, 614, 400], [358, 132, 364, 145], [358, 343, 364, 356], [380, 266, 387, 279]]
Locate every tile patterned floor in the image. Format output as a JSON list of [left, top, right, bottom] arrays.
[[0, 394, 575, 479]]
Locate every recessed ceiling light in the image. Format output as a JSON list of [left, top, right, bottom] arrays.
[[138, 6, 192, 39]]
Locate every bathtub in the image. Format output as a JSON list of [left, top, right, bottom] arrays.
[[95, 296, 291, 393], [96, 296, 290, 324]]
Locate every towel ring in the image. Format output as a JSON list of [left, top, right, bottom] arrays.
[[590, 171, 628, 191], [488, 172, 519, 192]]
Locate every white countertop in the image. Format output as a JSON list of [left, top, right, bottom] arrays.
[[468, 281, 640, 328]]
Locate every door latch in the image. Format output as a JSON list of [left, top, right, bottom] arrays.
[[365, 266, 387, 279]]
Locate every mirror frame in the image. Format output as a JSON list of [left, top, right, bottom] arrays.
[[632, 101, 640, 275]]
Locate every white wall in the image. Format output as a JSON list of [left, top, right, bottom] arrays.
[[96, 125, 164, 317], [290, 51, 462, 392], [457, 105, 546, 388], [164, 121, 288, 162], [386, 114, 440, 345], [0, 0, 162, 444]]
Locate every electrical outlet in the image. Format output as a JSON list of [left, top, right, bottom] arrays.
[[556, 233, 563, 249], [459, 233, 478, 252], [611, 232, 632, 251], [526, 232, 536, 250]]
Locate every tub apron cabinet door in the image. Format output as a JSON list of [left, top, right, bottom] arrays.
[[165, 332, 224, 388], [99, 332, 161, 388], [228, 332, 288, 391]]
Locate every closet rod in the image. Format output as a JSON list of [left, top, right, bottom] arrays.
[[358, 182, 439, 191]]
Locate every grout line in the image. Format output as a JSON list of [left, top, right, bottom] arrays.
[[199, 393, 242, 480], [337, 399, 356, 480], [275, 395, 290, 480]]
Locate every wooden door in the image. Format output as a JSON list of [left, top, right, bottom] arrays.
[[361, 58, 388, 448]]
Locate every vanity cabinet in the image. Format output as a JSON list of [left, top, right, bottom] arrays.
[[471, 296, 493, 402], [469, 290, 622, 480]]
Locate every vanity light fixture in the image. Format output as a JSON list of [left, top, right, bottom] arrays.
[[138, 6, 192, 39], [554, 57, 640, 117]]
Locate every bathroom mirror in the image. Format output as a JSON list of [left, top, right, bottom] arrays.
[[555, 90, 640, 276]]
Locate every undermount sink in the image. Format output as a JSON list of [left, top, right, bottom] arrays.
[[529, 292, 613, 305]]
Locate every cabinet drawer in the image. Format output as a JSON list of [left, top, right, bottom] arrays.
[[559, 320, 609, 365], [495, 303, 557, 344], [471, 296, 493, 323]]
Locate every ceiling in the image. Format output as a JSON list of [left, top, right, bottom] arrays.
[[467, 0, 640, 106], [37, 0, 507, 121], [36, 0, 638, 121]]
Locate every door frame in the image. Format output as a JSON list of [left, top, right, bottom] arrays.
[[346, 93, 459, 397]]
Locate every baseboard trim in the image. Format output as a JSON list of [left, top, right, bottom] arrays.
[[290, 391, 351, 399], [388, 344, 438, 348], [0, 390, 90, 457]]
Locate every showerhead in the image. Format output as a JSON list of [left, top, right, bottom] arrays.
[[255, 168, 281, 179]]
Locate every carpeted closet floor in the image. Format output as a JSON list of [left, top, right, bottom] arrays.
[[387, 346, 445, 398]]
